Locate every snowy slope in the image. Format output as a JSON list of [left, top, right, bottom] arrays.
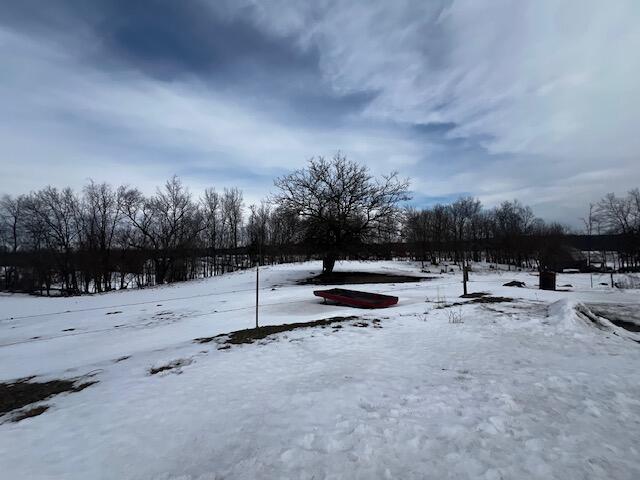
[[1, 261, 639, 479]]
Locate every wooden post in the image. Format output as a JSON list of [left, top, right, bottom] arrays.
[[463, 265, 468, 296], [255, 261, 259, 329], [610, 272, 614, 288]]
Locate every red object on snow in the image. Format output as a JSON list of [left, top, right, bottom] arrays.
[[313, 288, 398, 309]]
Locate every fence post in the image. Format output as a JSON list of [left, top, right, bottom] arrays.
[[463, 265, 468, 296], [255, 262, 259, 329]]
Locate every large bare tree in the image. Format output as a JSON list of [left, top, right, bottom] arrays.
[[274, 154, 410, 273]]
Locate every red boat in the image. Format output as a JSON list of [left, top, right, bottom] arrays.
[[313, 288, 398, 309]]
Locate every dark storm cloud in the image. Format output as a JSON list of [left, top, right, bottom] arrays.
[[2, 0, 316, 77], [96, 1, 318, 79], [0, 0, 375, 125]]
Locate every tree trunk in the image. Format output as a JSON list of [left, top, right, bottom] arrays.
[[322, 254, 336, 274]]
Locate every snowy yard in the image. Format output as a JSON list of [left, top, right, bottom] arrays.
[[1, 261, 640, 479]]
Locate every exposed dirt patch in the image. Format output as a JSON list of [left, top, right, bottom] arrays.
[[436, 296, 514, 309], [149, 358, 193, 375], [472, 296, 514, 304], [105, 311, 122, 315], [195, 316, 362, 346], [434, 302, 462, 309], [114, 355, 131, 363], [352, 321, 369, 327], [300, 271, 430, 285], [460, 292, 490, 299], [0, 378, 98, 418]]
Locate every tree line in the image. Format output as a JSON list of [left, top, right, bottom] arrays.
[[1, 155, 638, 295], [403, 197, 566, 269], [0, 177, 302, 294], [402, 189, 639, 272]]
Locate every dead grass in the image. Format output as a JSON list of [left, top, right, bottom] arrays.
[[471, 296, 514, 304], [13, 405, 50, 422], [0, 378, 97, 419], [195, 316, 362, 346], [436, 295, 515, 309], [460, 292, 490, 298]]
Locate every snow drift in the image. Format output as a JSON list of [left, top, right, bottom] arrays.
[[547, 299, 640, 342]]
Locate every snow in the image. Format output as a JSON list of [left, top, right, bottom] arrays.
[[1, 261, 640, 479]]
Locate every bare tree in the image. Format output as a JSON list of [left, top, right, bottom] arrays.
[[492, 200, 536, 268], [80, 181, 124, 291], [247, 201, 271, 262], [122, 176, 203, 284], [0, 194, 27, 289], [630, 188, 640, 232], [274, 153, 410, 273], [404, 207, 432, 266], [268, 206, 302, 262], [596, 193, 632, 234], [595, 190, 640, 270], [28, 187, 83, 293], [581, 203, 597, 268], [450, 196, 481, 264], [221, 187, 244, 249], [202, 188, 221, 276]]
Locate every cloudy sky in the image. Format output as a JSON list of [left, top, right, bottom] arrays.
[[1, 0, 639, 225]]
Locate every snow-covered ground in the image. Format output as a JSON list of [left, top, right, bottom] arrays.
[[1, 261, 639, 479]]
